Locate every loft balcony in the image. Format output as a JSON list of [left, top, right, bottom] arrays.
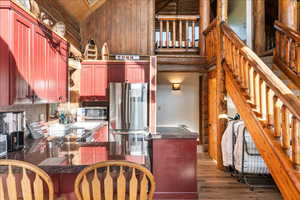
[[155, 14, 200, 54]]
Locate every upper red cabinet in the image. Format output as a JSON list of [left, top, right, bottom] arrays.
[[108, 62, 150, 83], [0, 0, 68, 106], [80, 61, 108, 101], [80, 61, 150, 102]]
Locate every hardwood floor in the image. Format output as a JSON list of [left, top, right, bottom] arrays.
[[197, 153, 283, 200]]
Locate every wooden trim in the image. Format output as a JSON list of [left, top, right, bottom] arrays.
[[155, 48, 199, 53], [273, 56, 300, 89], [221, 22, 300, 121], [274, 21, 300, 43], [156, 15, 200, 21], [203, 19, 217, 36], [224, 63, 300, 199]]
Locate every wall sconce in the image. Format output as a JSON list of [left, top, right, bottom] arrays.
[[172, 83, 181, 91]]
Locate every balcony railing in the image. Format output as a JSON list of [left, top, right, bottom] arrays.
[[155, 15, 200, 53], [274, 21, 300, 75]]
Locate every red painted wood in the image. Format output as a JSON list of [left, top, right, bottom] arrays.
[[10, 12, 33, 104], [93, 125, 108, 142], [152, 139, 198, 199], [108, 64, 126, 82], [0, 0, 68, 106], [80, 62, 108, 101], [80, 146, 108, 165], [125, 63, 149, 83], [0, 7, 10, 106]]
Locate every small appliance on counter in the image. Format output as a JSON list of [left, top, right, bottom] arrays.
[[0, 134, 7, 157], [77, 106, 108, 122], [0, 112, 25, 152]]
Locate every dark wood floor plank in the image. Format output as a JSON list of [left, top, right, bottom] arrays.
[[197, 153, 283, 200]]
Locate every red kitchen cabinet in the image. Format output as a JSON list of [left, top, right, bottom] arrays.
[[108, 62, 149, 83], [10, 12, 33, 104], [0, 0, 68, 106], [108, 64, 126, 82], [125, 63, 149, 83], [80, 61, 108, 101]]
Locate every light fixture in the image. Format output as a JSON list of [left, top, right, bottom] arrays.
[[172, 83, 181, 91]]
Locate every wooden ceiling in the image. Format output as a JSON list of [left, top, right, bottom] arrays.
[[55, 0, 106, 22]]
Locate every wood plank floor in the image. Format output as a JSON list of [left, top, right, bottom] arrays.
[[197, 153, 283, 200]]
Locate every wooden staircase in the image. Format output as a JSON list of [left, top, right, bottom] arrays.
[[204, 20, 300, 199]]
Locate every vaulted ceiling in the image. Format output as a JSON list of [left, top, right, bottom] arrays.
[[55, 0, 106, 22]]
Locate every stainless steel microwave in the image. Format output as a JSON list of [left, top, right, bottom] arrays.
[[83, 107, 108, 120]]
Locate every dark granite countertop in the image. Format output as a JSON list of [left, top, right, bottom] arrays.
[[6, 123, 150, 174], [151, 127, 198, 139]]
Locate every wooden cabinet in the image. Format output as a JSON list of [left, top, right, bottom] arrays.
[[125, 63, 149, 83], [11, 12, 33, 104], [109, 62, 149, 83], [0, 0, 68, 106], [152, 135, 198, 200], [80, 61, 108, 101], [80, 61, 150, 102]]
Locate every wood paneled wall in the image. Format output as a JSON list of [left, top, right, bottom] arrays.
[[80, 0, 155, 56], [36, 0, 81, 48]]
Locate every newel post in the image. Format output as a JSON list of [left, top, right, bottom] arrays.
[[279, 0, 298, 30], [216, 0, 228, 169], [199, 0, 210, 56], [253, 0, 266, 54]]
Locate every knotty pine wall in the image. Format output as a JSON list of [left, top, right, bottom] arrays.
[[80, 0, 154, 55]]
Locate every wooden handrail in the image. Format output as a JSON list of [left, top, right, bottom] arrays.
[[221, 22, 300, 121], [273, 20, 300, 84], [221, 21, 300, 198], [203, 18, 218, 63], [155, 15, 200, 51], [155, 15, 200, 21], [274, 21, 300, 43], [203, 19, 217, 36]]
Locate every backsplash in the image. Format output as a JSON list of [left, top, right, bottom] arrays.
[[0, 104, 47, 123]]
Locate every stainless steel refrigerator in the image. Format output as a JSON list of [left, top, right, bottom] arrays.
[[109, 82, 148, 133]]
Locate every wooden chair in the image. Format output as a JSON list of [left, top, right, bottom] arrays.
[[0, 159, 54, 200], [74, 161, 156, 200]]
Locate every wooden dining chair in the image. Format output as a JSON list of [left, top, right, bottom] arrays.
[[74, 161, 156, 200], [0, 159, 54, 200]]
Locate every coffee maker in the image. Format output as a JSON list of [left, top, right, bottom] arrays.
[[0, 112, 25, 152]]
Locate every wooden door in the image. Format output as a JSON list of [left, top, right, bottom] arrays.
[[80, 65, 94, 97], [108, 64, 126, 82], [94, 64, 108, 101], [11, 12, 33, 104], [47, 37, 59, 103], [57, 42, 68, 102], [208, 70, 217, 160], [32, 25, 49, 103], [125, 63, 149, 83]]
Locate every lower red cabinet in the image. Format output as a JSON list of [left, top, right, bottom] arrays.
[[80, 61, 108, 101]]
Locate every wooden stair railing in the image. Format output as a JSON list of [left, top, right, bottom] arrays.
[[274, 21, 300, 88], [203, 19, 217, 64], [155, 15, 200, 53], [220, 21, 300, 199]]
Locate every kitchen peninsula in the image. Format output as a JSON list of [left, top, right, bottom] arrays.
[[6, 125, 198, 199]]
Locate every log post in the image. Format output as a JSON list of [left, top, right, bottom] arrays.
[[253, 0, 266, 54], [215, 0, 228, 169], [279, 0, 298, 30], [199, 0, 210, 56]]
